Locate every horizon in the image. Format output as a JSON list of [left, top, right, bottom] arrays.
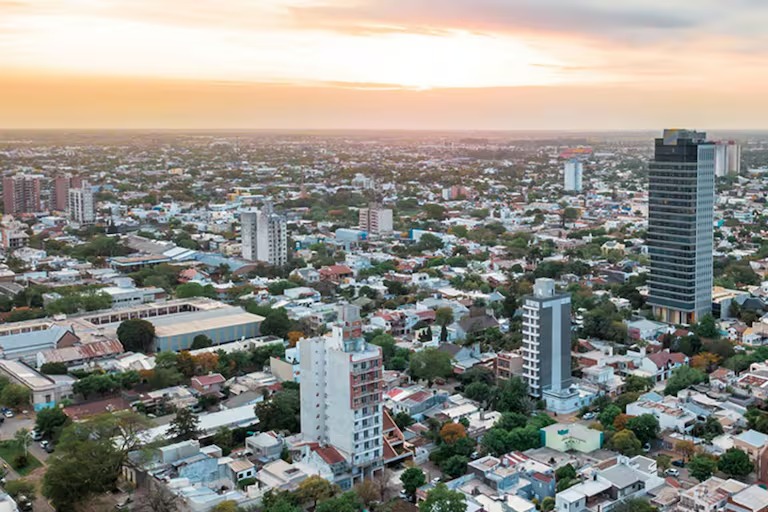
[[2, 1, 768, 129]]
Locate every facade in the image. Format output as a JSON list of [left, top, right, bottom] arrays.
[[67, 181, 95, 225], [0, 359, 75, 411], [522, 278, 579, 411], [3, 175, 42, 214], [647, 129, 716, 325], [678, 477, 748, 512], [564, 160, 583, 192], [726, 485, 768, 512], [541, 423, 603, 453], [358, 203, 393, 235], [240, 205, 288, 266], [53, 174, 83, 211], [300, 305, 384, 484], [714, 141, 742, 177]]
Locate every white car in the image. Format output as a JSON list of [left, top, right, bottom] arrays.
[[3, 411, 13, 418], [31, 430, 43, 441], [665, 468, 679, 477], [582, 412, 596, 420]]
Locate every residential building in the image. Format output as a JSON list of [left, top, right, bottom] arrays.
[[0, 359, 75, 411], [564, 159, 583, 192], [522, 278, 580, 412], [626, 398, 697, 432], [3, 174, 42, 214], [67, 181, 95, 225], [726, 485, 768, 512], [647, 129, 715, 324], [714, 141, 742, 177], [677, 477, 748, 512], [540, 423, 603, 453], [0, 216, 29, 253], [496, 351, 523, 381], [240, 205, 288, 266], [300, 305, 384, 484], [358, 203, 393, 235], [52, 174, 83, 211]]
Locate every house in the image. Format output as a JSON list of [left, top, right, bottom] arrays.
[[726, 485, 768, 512], [318, 265, 353, 284], [246, 432, 283, 462], [385, 386, 449, 419], [36, 339, 125, 369], [190, 373, 226, 395], [496, 351, 523, 381], [540, 423, 603, 453], [255, 459, 313, 492], [0, 359, 75, 411], [635, 350, 688, 383], [228, 459, 256, 482], [626, 397, 697, 432], [733, 430, 768, 468], [382, 409, 413, 466], [455, 307, 499, 340], [678, 477, 747, 512]]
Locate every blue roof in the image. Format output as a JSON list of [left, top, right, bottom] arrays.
[[639, 391, 663, 403]]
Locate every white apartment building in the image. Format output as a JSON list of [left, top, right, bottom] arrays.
[[240, 205, 288, 266], [67, 182, 95, 225], [300, 305, 384, 482], [523, 279, 585, 413], [564, 160, 583, 192], [358, 203, 393, 235]]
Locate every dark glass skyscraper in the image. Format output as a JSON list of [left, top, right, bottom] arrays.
[[647, 129, 715, 325]]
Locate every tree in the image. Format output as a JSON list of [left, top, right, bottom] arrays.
[[688, 455, 718, 481], [354, 479, 380, 507], [675, 440, 695, 462], [168, 408, 201, 441], [191, 334, 213, 350], [481, 428, 512, 456], [624, 375, 653, 393], [409, 348, 453, 383], [213, 427, 234, 455], [316, 491, 363, 512], [436, 307, 454, 327], [694, 314, 720, 339], [117, 319, 156, 353], [4, 479, 35, 500], [394, 412, 415, 430], [598, 405, 622, 429], [14, 428, 32, 457], [610, 430, 642, 456], [664, 366, 707, 396], [0, 384, 30, 409], [255, 389, 301, 433], [401, 467, 427, 498], [718, 448, 753, 478], [43, 411, 150, 511], [40, 362, 69, 375], [691, 352, 721, 372], [211, 501, 239, 512], [297, 475, 337, 508], [495, 412, 528, 431], [626, 414, 660, 445], [420, 483, 466, 512], [260, 307, 292, 339], [441, 455, 469, 479], [656, 454, 672, 472], [490, 377, 532, 415], [35, 406, 71, 441], [464, 382, 491, 403], [540, 497, 555, 512]]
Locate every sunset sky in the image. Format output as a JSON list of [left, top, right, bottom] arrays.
[[1, 0, 767, 129]]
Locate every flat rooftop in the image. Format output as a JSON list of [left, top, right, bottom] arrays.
[[0, 359, 57, 390]]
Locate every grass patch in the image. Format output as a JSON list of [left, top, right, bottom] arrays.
[[0, 441, 42, 476]]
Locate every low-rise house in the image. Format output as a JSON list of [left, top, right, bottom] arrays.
[[0, 359, 75, 411], [725, 485, 768, 512], [540, 423, 603, 453], [626, 397, 697, 433], [36, 339, 125, 369], [496, 351, 523, 381], [255, 459, 313, 492], [190, 373, 226, 396], [733, 430, 768, 467], [245, 432, 283, 462], [677, 477, 747, 512], [633, 350, 688, 383], [385, 386, 449, 419]]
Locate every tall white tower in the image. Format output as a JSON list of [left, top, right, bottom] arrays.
[[67, 181, 95, 225], [240, 204, 288, 266], [300, 305, 384, 481], [564, 160, 583, 192]]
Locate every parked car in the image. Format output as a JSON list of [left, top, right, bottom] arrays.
[[671, 459, 685, 468], [582, 412, 596, 420], [31, 430, 43, 441], [665, 468, 680, 477], [40, 440, 49, 450], [643, 443, 651, 453], [2, 410, 13, 418], [44, 443, 55, 453]]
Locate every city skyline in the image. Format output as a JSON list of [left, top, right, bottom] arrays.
[[2, 0, 768, 129]]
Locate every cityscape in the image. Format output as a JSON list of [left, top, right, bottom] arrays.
[[1, 2, 768, 512]]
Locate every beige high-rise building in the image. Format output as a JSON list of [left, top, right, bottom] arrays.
[[240, 204, 288, 266], [358, 203, 393, 235]]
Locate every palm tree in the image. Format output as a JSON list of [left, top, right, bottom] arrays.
[[14, 428, 32, 457]]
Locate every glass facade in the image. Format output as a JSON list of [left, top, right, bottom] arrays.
[[647, 129, 715, 324]]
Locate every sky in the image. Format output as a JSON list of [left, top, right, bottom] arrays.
[[1, 0, 767, 130]]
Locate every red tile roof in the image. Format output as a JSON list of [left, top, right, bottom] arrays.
[[648, 351, 686, 369], [314, 445, 346, 465], [192, 373, 226, 386]]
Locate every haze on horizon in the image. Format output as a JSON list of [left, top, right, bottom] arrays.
[[1, 0, 768, 130]]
